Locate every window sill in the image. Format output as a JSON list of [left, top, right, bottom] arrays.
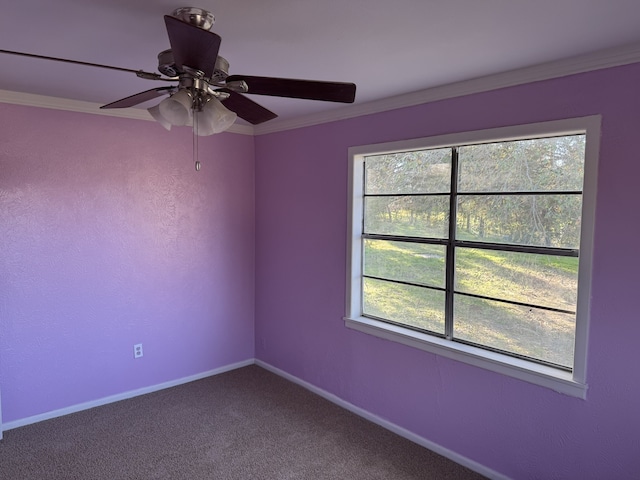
[[344, 316, 587, 399]]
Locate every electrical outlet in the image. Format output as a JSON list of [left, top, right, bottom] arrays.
[[134, 343, 143, 359]]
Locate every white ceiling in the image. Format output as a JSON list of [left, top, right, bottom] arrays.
[[2, 0, 640, 125]]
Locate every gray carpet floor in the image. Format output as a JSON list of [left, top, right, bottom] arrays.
[[0, 365, 487, 479]]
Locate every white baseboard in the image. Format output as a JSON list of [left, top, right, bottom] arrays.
[[255, 359, 509, 480], [1, 358, 254, 432]]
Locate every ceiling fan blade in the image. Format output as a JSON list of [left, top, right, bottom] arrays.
[[100, 86, 175, 109], [164, 15, 221, 78], [218, 90, 278, 125], [226, 75, 356, 103], [0, 49, 165, 80]]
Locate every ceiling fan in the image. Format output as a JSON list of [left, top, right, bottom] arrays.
[[1, 6, 357, 136]]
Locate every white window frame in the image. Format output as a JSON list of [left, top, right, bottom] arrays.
[[345, 116, 600, 399]]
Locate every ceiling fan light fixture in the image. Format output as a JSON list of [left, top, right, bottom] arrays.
[[147, 104, 172, 131], [210, 97, 237, 134], [193, 110, 215, 136], [193, 97, 237, 136], [158, 89, 192, 126]]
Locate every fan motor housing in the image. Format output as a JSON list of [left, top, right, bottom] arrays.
[[157, 49, 178, 77]]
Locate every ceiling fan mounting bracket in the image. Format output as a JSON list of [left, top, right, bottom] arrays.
[[135, 71, 163, 80], [224, 80, 249, 94]]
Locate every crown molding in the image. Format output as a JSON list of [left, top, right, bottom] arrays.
[[3, 41, 640, 137], [0, 89, 149, 119], [253, 41, 640, 135], [0, 89, 255, 135]]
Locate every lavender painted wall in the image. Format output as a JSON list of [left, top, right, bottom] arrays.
[[254, 63, 640, 479], [0, 104, 255, 423]]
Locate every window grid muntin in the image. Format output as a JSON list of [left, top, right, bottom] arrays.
[[453, 290, 576, 316], [361, 136, 584, 371], [363, 274, 447, 292], [363, 195, 451, 239], [363, 239, 446, 291], [362, 277, 446, 335], [444, 147, 459, 339], [362, 312, 448, 339], [451, 336, 572, 371]]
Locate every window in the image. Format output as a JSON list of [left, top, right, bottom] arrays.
[[346, 117, 600, 398]]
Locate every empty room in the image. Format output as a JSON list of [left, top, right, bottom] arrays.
[[1, 1, 639, 479]]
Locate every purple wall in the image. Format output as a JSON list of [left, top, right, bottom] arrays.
[[254, 63, 640, 479], [2, 61, 640, 478], [0, 104, 255, 422]]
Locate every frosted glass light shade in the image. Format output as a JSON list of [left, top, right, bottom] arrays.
[[195, 97, 237, 136], [158, 90, 192, 126], [212, 98, 237, 133], [193, 110, 215, 136], [147, 104, 172, 131]]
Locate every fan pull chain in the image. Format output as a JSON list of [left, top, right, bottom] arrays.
[[193, 108, 201, 171]]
